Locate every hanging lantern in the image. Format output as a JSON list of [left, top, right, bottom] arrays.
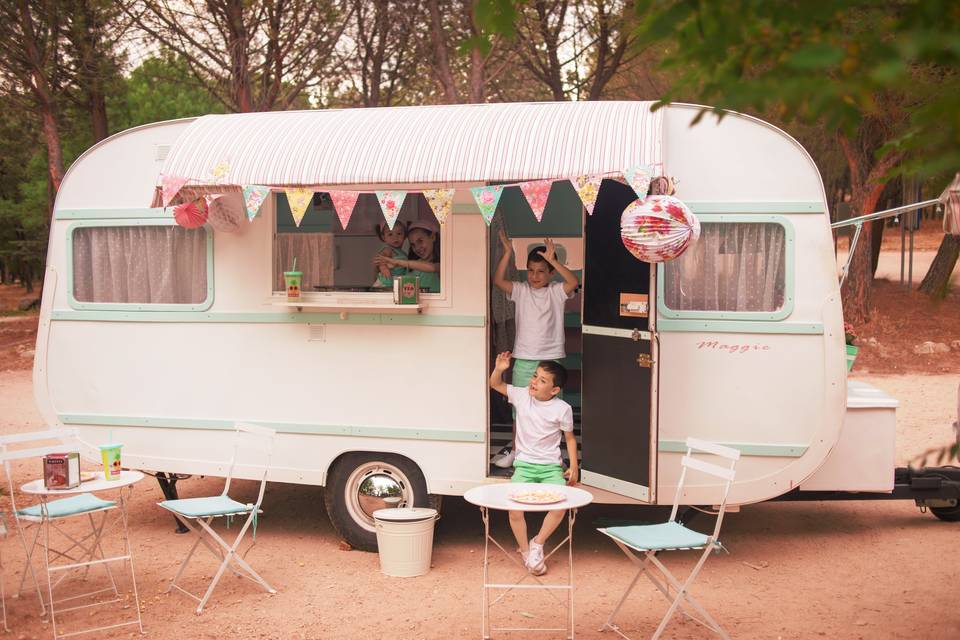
[[173, 198, 209, 229], [620, 195, 700, 263], [206, 193, 246, 234]]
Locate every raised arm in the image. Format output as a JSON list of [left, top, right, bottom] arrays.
[[542, 238, 579, 295], [493, 227, 514, 295], [374, 256, 438, 273], [489, 351, 511, 397]]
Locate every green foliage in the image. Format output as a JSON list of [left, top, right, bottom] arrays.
[[631, 0, 960, 179]]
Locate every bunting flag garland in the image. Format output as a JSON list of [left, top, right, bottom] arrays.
[[622, 164, 653, 200], [620, 195, 700, 263], [519, 180, 552, 222], [572, 174, 605, 215], [376, 190, 407, 229], [329, 190, 361, 230], [210, 160, 231, 183], [243, 185, 270, 221], [160, 174, 189, 207], [285, 187, 314, 227], [470, 185, 504, 225], [423, 189, 455, 224]]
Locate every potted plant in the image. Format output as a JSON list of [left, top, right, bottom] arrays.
[[844, 322, 858, 372]]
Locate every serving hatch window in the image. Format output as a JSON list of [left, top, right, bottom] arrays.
[[272, 192, 443, 294], [662, 222, 786, 313], [71, 225, 209, 306]]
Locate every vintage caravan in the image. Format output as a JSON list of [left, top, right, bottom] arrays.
[[35, 101, 959, 550]]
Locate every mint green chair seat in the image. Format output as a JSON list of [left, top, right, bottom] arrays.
[[159, 495, 251, 518], [604, 520, 712, 552], [17, 494, 115, 520]]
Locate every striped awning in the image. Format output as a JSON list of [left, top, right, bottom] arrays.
[[159, 101, 663, 188]]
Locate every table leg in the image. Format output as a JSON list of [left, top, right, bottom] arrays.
[[41, 499, 59, 640], [481, 506, 490, 640], [120, 487, 145, 633], [568, 508, 576, 640]]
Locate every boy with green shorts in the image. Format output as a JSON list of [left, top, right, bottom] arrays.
[[491, 228, 579, 468], [489, 352, 577, 576]]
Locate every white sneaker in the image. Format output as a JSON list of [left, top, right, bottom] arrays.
[[525, 539, 546, 575], [491, 445, 515, 468]]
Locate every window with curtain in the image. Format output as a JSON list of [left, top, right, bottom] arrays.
[[72, 226, 209, 304], [662, 222, 786, 313]]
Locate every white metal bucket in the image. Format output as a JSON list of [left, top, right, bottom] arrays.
[[373, 507, 439, 577]]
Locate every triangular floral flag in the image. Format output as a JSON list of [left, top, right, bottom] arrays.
[[243, 185, 270, 221], [376, 191, 407, 229], [160, 174, 188, 207], [622, 164, 653, 200], [572, 174, 605, 215], [329, 190, 361, 230], [285, 187, 314, 227], [518, 180, 553, 222], [423, 189, 455, 224], [470, 185, 505, 225]]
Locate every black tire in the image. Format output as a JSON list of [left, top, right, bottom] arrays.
[[930, 500, 960, 522], [324, 452, 430, 551]]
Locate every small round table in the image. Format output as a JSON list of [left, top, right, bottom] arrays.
[[21, 470, 144, 638], [464, 482, 594, 640]]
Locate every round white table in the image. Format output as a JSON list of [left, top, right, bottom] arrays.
[[20, 469, 144, 638], [464, 483, 594, 640]]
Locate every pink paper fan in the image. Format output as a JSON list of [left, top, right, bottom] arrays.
[[173, 198, 209, 229], [620, 195, 700, 263]]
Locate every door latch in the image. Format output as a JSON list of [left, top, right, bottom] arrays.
[[636, 353, 653, 368], [631, 328, 642, 342]]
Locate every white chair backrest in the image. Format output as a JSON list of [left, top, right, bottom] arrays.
[[222, 423, 276, 508], [668, 437, 740, 539], [0, 428, 82, 515]]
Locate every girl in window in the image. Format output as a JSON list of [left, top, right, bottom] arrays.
[[375, 219, 441, 292]]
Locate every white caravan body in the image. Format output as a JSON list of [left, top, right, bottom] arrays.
[[35, 102, 892, 527]]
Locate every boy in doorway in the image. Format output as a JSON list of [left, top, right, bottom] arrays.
[[489, 352, 578, 575], [491, 228, 579, 468]]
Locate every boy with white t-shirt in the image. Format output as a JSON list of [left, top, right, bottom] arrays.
[[489, 351, 577, 575], [491, 228, 579, 468]]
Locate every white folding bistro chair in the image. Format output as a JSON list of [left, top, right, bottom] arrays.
[[598, 437, 741, 640], [0, 428, 138, 637], [157, 422, 277, 614]]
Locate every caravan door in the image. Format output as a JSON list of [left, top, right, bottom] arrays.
[[579, 183, 657, 502]]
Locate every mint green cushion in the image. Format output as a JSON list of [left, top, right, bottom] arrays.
[[159, 495, 251, 518], [603, 521, 711, 551], [18, 494, 115, 519]]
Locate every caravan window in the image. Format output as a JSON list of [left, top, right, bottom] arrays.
[[662, 222, 786, 313], [272, 192, 443, 294], [71, 225, 210, 306]]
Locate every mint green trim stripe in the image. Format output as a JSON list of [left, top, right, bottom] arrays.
[[60, 414, 484, 443], [66, 219, 215, 312], [50, 309, 485, 327], [686, 202, 824, 214], [656, 319, 823, 334], [657, 214, 795, 321], [56, 208, 173, 220], [659, 440, 807, 457]]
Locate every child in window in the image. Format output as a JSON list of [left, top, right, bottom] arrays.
[[489, 352, 577, 575], [375, 219, 441, 293], [373, 221, 408, 288], [491, 227, 579, 467]]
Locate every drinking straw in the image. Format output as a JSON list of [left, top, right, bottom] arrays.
[[292, 256, 297, 272]]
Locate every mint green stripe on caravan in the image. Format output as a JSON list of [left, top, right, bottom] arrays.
[[56, 208, 173, 220], [656, 319, 824, 334], [50, 309, 485, 327], [658, 440, 807, 457], [59, 414, 485, 443], [686, 202, 825, 214]]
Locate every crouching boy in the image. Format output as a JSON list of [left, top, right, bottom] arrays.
[[489, 351, 578, 575]]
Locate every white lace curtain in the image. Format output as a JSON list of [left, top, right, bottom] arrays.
[[663, 223, 786, 312], [72, 226, 208, 304]]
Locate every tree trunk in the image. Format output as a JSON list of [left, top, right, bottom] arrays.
[[90, 90, 108, 142], [918, 234, 960, 299], [427, 0, 459, 103]]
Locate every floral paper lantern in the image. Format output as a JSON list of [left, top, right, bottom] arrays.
[[173, 198, 209, 229], [620, 195, 700, 263]]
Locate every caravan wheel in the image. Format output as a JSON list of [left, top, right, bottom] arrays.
[[324, 452, 430, 551], [930, 500, 960, 522]]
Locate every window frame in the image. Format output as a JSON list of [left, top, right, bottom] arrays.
[[655, 214, 795, 322], [268, 192, 451, 303], [67, 219, 215, 312]]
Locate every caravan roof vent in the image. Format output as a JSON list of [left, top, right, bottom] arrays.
[[155, 144, 170, 161]]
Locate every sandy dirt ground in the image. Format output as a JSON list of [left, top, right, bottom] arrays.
[[0, 368, 958, 640]]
